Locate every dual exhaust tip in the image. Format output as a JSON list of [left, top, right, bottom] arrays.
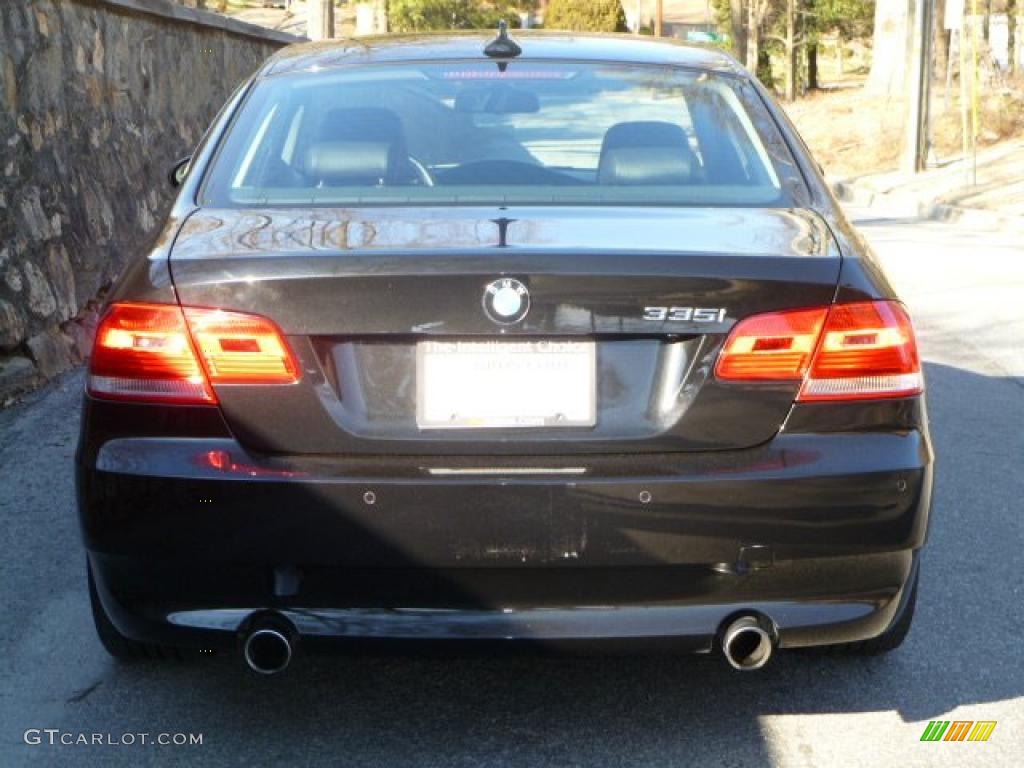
[[241, 611, 774, 674]]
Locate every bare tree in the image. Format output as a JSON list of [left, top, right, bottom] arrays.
[[934, 0, 949, 77], [760, 0, 805, 101], [806, 0, 819, 91], [730, 0, 748, 63], [745, 0, 775, 78], [783, 0, 799, 100], [1010, 0, 1018, 73]]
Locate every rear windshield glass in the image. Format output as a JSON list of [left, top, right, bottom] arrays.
[[202, 61, 806, 208]]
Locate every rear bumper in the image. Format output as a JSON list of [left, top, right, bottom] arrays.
[[78, 423, 933, 650], [88, 550, 919, 653]]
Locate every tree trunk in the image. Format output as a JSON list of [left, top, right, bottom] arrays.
[[758, 49, 773, 88], [745, 0, 774, 88], [730, 0, 747, 64], [934, 0, 949, 76], [784, 0, 797, 101], [746, 1, 760, 72], [866, 0, 912, 96], [804, 0, 818, 91], [1010, 0, 1018, 73]]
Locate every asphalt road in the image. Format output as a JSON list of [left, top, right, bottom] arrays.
[[1, 208, 1022, 767]]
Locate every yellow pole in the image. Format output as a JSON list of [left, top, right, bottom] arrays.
[[960, 24, 968, 173], [971, 0, 980, 184]]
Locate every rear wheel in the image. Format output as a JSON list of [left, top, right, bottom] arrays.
[[87, 562, 186, 660]]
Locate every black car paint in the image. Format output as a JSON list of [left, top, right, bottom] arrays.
[[77, 33, 932, 656], [165, 206, 840, 455]]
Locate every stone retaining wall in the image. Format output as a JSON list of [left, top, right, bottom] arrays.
[[0, 0, 300, 402]]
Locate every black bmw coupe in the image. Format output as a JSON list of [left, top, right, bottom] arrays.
[[77, 30, 933, 673]]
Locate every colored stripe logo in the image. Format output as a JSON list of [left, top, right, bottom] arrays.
[[920, 720, 997, 742]]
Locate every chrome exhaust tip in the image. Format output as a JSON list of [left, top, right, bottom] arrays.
[[721, 615, 774, 671], [243, 625, 293, 675]]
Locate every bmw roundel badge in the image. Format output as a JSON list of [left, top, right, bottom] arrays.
[[483, 278, 530, 325]]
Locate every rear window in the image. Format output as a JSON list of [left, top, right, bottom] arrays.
[[202, 61, 807, 208]]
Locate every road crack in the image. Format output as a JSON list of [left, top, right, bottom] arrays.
[[66, 680, 102, 704]]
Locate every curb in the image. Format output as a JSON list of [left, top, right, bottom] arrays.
[[830, 179, 1024, 234]]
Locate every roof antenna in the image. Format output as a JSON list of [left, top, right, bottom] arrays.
[[484, 20, 522, 62]]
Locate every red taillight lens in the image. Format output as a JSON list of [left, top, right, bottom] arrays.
[[88, 302, 300, 404], [715, 307, 827, 380], [716, 301, 922, 401], [183, 308, 299, 385]]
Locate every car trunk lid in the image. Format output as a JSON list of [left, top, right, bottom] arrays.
[[169, 206, 840, 455]]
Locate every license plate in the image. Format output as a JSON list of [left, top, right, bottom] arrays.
[[417, 340, 596, 429]]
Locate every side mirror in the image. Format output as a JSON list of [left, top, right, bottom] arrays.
[[168, 156, 192, 188]]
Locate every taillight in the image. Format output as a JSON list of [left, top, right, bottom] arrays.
[[183, 308, 299, 385], [715, 307, 827, 380], [716, 301, 922, 401], [89, 303, 215, 404], [800, 301, 922, 401], [88, 302, 299, 404]]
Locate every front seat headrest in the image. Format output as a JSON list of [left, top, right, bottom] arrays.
[[304, 141, 393, 187], [598, 121, 698, 186], [308, 107, 408, 186]]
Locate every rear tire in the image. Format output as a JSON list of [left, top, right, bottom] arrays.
[[87, 562, 186, 660], [813, 564, 918, 656]]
